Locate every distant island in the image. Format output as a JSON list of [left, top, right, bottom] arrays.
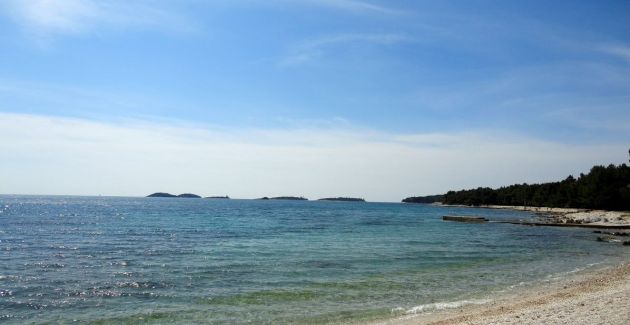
[[402, 194, 444, 204], [206, 196, 230, 199], [147, 192, 177, 198], [147, 192, 201, 198], [257, 196, 308, 201], [178, 193, 202, 198], [318, 197, 366, 202], [272, 196, 308, 200]]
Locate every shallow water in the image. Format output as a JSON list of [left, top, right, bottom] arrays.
[[0, 196, 627, 324]]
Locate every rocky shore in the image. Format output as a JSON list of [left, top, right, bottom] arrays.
[[481, 205, 630, 227]]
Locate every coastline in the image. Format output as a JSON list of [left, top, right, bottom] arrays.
[[434, 203, 630, 227], [368, 261, 630, 325], [363, 203, 630, 325], [483, 205, 630, 226]]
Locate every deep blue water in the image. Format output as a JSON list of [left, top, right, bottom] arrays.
[[0, 195, 627, 324]]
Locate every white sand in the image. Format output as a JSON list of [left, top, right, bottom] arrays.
[[369, 262, 630, 325]]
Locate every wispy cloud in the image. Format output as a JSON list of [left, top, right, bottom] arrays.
[[300, 0, 406, 15], [4, 0, 94, 34], [0, 113, 626, 201], [215, 0, 406, 16], [279, 33, 412, 66], [409, 60, 630, 139], [0, 78, 172, 121], [302, 33, 411, 49], [599, 43, 630, 63], [1, 0, 195, 44]]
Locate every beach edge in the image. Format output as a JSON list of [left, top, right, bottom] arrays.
[[366, 261, 630, 325]]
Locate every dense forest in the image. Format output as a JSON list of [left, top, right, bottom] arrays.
[[403, 161, 630, 211], [402, 194, 444, 204]]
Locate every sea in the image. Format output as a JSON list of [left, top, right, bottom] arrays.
[[0, 195, 628, 324]]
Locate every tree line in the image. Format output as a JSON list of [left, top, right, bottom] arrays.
[[404, 162, 630, 211]]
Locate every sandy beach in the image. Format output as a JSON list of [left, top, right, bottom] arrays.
[[370, 262, 630, 325]]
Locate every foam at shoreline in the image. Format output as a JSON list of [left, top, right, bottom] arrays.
[[373, 261, 630, 325], [392, 298, 492, 315]]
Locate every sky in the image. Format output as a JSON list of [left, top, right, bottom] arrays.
[[0, 0, 629, 201]]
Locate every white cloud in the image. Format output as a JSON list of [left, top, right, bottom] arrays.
[[1, 0, 403, 42], [0, 113, 626, 201], [7, 0, 95, 34], [2, 0, 194, 43]]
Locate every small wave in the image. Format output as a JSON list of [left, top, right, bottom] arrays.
[[48, 245, 79, 250], [3, 301, 49, 310], [0, 314, 16, 321], [508, 281, 528, 290], [393, 298, 491, 315], [113, 271, 135, 277], [544, 262, 603, 282], [30, 262, 65, 269], [115, 281, 173, 289], [500, 262, 605, 293], [89, 289, 124, 298]]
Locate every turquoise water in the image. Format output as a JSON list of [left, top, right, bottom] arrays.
[[0, 195, 627, 324]]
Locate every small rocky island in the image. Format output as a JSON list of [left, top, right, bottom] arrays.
[[147, 192, 201, 198], [272, 196, 308, 200], [257, 196, 308, 200], [318, 197, 366, 202], [178, 193, 202, 198], [147, 192, 177, 198]]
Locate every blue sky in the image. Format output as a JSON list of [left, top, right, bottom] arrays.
[[0, 1, 629, 200]]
